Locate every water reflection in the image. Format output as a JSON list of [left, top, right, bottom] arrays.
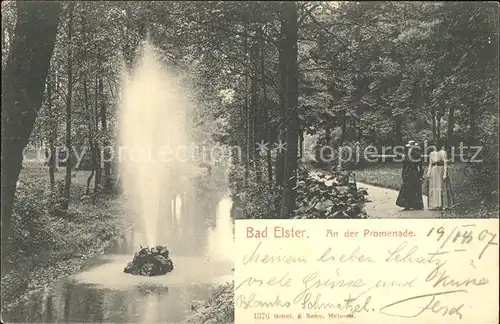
[[4, 181, 233, 323], [205, 196, 235, 260]]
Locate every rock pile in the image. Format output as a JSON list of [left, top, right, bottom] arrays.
[[124, 245, 174, 276]]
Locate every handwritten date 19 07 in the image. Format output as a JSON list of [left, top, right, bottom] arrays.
[[427, 226, 498, 259]]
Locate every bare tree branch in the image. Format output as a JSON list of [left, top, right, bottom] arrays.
[[54, 87, 68, 106], [298, 3, 322, 28], [305, 10, 350, 50]]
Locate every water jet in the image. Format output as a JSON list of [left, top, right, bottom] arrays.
[[118, 40, 203, 274]]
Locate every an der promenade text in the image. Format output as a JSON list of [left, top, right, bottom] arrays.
[[234, 219, 499, 324]]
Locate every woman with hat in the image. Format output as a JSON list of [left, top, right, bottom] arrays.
[[426, 142, 454, 210], [396, 140, 424, 210]]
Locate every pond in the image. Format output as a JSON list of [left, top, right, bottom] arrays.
[[4, 183, 235, 323]]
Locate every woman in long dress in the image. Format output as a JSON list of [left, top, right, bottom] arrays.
[[427, 145, 454, 210], [396, 141, 424, 210]]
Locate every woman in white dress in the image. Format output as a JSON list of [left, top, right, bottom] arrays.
[[426, 144, 454, 210]]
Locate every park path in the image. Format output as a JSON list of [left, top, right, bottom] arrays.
[[358, 182, 440, 219], [309, 168, 439, 219]]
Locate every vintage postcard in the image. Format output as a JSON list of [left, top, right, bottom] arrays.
[[1, 1, 498, 323]]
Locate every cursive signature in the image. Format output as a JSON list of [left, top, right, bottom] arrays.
[[380, 289, 466, 319]]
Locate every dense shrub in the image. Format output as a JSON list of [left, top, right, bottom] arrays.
[[468, 114, 499, 203], [7, 180, 62, 264], [184, 282, 234, 324], [2, 180, 128, 311], [228, 164, 279, 219], [229, 161, 368, 219], [294, 166, 368, 219]]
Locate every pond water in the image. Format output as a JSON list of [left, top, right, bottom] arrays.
[[3, 183, 235, 323]]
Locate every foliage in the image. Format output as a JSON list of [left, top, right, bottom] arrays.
[[228, 164, 279, 219], [294, 166, 368, 219], [184, 282, 234, 324], [2, 172, 129, 311], [7, 180, 62, 263], [1, 1, 17, 67]]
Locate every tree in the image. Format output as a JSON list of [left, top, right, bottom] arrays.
[[47, 74, 57, 191], [279, 1, 299, 218], [62, 3, 75, 210], [1, 1, 61, 265]]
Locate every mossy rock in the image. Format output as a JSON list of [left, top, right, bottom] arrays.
[[124, 245, 174, 276]]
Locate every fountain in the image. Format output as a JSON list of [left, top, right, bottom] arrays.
[[118, 39, 204, 275]]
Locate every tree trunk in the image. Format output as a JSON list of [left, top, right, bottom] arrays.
[[250, 33, 260, 181], [325, 127, 331, 145], [446, 105, 455, 148], [279, 1, 299, 218], [369, 128, 376, 144], [394, 115, 402, 145], [320, 127, 331, 163], [244, 33, 250, 184], [93, 75, 102, 193], [63, 284, 71, 322], [47, 74, 56, 191], [298, 129, 304, 159], [99, 78, 111, 191], [86, 169, 95, 196], [1, 19, 5, 61], [339, 112, 347, 145], [83, 78, 98, 196], [45, 295, 54, 322], [431, 111, 437, 142], [468, 105, 476, 146], [1, 1, 61, 269], [62, 3, 75, 210], [275, 66, 286, 189], [436, 114, 442, 146], [260, 28, 273, 191]]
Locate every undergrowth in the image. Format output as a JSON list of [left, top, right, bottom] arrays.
[[1, 177, 128, 312], [183, 282, 234, 324]]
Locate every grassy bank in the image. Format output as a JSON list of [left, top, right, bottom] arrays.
[[355, 162, 498, 218], [1, 164, 130, 312], [183, 282, 234, 324], [354, 162, 403, 191]]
